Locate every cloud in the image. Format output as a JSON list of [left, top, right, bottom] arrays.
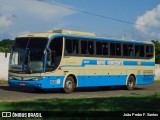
[[11, 0, 76, 21], [0, 16, 12, 28], [0, 0, 76, 21], [135, 4, 160, 39], [0, 0, 77, 39]]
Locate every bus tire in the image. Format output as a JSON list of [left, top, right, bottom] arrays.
[[126, 75, 135, 90], [63, 76, 75, 94]]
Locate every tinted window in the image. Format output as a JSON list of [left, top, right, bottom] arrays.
[[65, 39, 72, 54], [110, 43, 116, 56], [129, 44, 133, 57], [96, 42, 102, 55], [65, 38, 79, 55], [140, 45, 144, 57], [146, 45, 153, 58], [103, 42, 109, 55], [81, 40, 88, 54], [64, 37, 154, 59], [73, 40, 79, 54], [116, 43, 121, 56], [135, 45, 139, 57], [123, 44, 128, 56], [88, 41, 94, 55]]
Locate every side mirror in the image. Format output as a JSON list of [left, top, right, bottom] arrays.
[[46, 48, 52, 61]]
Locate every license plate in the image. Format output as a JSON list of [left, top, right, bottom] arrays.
[[19, 83, 25, 86], [50, 79, 60, 84]]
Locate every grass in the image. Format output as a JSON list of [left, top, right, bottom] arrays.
[[0, 85, 159, 119], [154, 80, 160, 84], [0, 80, 8, 85], [0, 93, 160, 119], [0, 93, 160, 112]]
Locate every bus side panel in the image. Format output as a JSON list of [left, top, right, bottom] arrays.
[[40, 76, 65, 89], [77, 76, 84, 87], [136, 75, 154, 85], [77, 75, 127, 87]]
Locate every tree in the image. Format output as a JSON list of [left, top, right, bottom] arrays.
[[0, 39, 14, 53], [0, 46, 5, 52]]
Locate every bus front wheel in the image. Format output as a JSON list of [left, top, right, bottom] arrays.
[[63, 76, 75, 93], [126, 75, 135, 90]]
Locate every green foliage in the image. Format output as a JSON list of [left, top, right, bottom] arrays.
[[0, 46, 5, 52], [0, 80, 8, 84], [0, 94, 160, 111], [0, 39, 14, 53], [151, 40, 160, 64]]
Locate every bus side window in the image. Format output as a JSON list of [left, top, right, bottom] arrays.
[[96, 41, 102, 55], [81, 40, 88, 54], [110, 43, 116, 56], [146, 45, 153, 58], [88, 41, 94, 55], [116, 43, 121, 56], [123, 44, 128, 56], [73, 40, 79, 55], [135, 45, 139, 57], [65, 39, 72, 54], [46, 37, 63, 71], [129, 44, 133, 57], [140, 45, 144, 57], [103, 42, 109, 55]]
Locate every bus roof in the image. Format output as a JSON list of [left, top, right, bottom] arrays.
[[48, 30, 96, 37], [16, 29, 153, 45], [17, 30, 96, 38]]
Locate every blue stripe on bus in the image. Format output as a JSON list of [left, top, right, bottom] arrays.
[[61, 60, 155, 68], [77, 75, 127, 87], [9, 74, 154, 89], [123, 61, 155, 66], [77, 75, 154, 87], [81, 60, 155, 66]]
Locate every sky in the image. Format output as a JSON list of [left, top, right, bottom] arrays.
[[0, 0, 160, 41]]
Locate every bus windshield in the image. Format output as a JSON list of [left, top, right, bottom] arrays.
[[10, 37, 48, 73]]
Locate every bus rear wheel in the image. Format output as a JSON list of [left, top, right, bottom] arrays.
[[63, 76, 75, 94], [126, 75, 135, 90]]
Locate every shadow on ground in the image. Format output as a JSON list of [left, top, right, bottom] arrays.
[[0, 85, 145, 94]]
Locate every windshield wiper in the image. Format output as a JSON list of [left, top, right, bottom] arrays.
[[23, 48, 32, 74]]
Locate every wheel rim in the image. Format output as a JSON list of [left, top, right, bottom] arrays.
[[128, 79, 133, 88], [66, 80, 73, 90]]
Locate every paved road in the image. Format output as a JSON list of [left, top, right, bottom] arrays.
[[0, 84, 160, 101]]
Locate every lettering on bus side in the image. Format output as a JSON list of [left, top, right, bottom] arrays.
[[84, 61, 90, 64], [97, 60, 105, 65], [107, 61, 124, 66]]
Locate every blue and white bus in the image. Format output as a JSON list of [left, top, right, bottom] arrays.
[[8, 30, 155, 93]]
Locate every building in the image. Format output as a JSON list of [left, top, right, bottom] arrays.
[[0, 52, 10, 80]]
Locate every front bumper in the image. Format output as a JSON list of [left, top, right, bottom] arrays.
[[8, 76, 65, 89]]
